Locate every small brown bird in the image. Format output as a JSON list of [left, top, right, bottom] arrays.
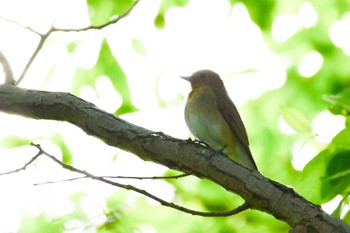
[[182, 70, 257, 170]]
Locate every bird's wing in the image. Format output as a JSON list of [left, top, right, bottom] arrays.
[[214, 88, 257, 169], [215, 90, 249, 147]]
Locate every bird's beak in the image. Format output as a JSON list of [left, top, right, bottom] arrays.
[[180, 76, 191, 82]]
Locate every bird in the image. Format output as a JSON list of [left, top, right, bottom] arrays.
[[181, 70, 257, 170]]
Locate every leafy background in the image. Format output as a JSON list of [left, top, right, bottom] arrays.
[[0, 0, 349, 232]]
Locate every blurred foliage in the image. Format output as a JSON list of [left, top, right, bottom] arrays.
[[332, 194, 350, 219], [98, 190, 139, 233], [131, 38, 148, 58], [324, 87, 350, 116], [154, 0, 190, 29], [87, 0, 134, 26], [0, 135, 32, 148], [51, 133, 73, 165], [2, 0, 350, 232], [234, 0, 276, 30], [295, 127, 350, 203], [17, 213, 64, 233], [72, 39, 137, 115], [280, 105, 312, 134], [234, 0, 350, 229]]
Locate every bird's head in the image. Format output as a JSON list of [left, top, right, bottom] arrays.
[[181, 70, 224, 90]]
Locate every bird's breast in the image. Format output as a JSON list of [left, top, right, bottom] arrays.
[[184, 87, 235, 149]]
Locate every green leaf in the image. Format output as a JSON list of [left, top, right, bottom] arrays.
[[51, 133, 73, 165], [296, 150, 329, 203], [324, 88, 350, 116], [98, 191, 138, 233], [67, 192, 90, 221], [17, 213, 64, 233], [329, 127, 350, 151], [237, 0, 276, 30], [72, 39, 137, 115], [322, 150, 350, 201], [113, 0, 134, 15], [280, 106, 312, 134], [298, 149, 350, 203], [67, 41, 79, 53], [154, 0, 189, 29], [131, 38, 147, 57], [332, 200, 342, 218], [0, 135, 31, 148], [298, 148, 350, 203], [344, 210, 350, 224], [86, 0, 134, 26], [298, 127, 350, 203], [154, 13, 165, 29], [332, 194, 349, 218]]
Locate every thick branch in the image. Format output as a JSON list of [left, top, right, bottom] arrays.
[[0, 84, 349, 232]]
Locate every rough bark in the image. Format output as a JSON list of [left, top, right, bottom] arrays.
[[0, 84, 349, 233]]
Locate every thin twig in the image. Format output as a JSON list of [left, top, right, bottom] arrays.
[[53, 0, 140, 32], [0, 16, 53, 85], [31, 143, 249, 217], [105, 173, 190, 180], [34, 175, 88, 185], [0, 16, 47, 84], [0, 149, 42, 175], [1, 0, 140, 85], [0, 50, 15, 85], [0, 16, 42, 36], [16, 28, 53, 84], [34, 173, 190, 186]]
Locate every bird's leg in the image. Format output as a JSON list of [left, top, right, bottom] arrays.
[[209, 145, 228, 158], [217, 145, 227, 154]]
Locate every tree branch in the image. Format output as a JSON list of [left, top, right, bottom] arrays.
[[30, 143, 249, 217], [0, 84, 349, 232], [53, 0, 140, 32], [16, 28, 52, 84], [0, 0, 140, 84], [34, 173, 190, 186], [0, 51, 15, 85], [0, 148, 42, 175]]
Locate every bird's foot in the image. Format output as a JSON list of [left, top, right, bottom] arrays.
[[209, 145, 228, 158], [217, 145, 227, 154]]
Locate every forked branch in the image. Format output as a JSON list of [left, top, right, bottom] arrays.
[[28, 143, 249, 217], [0, 0, 140, 84]]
